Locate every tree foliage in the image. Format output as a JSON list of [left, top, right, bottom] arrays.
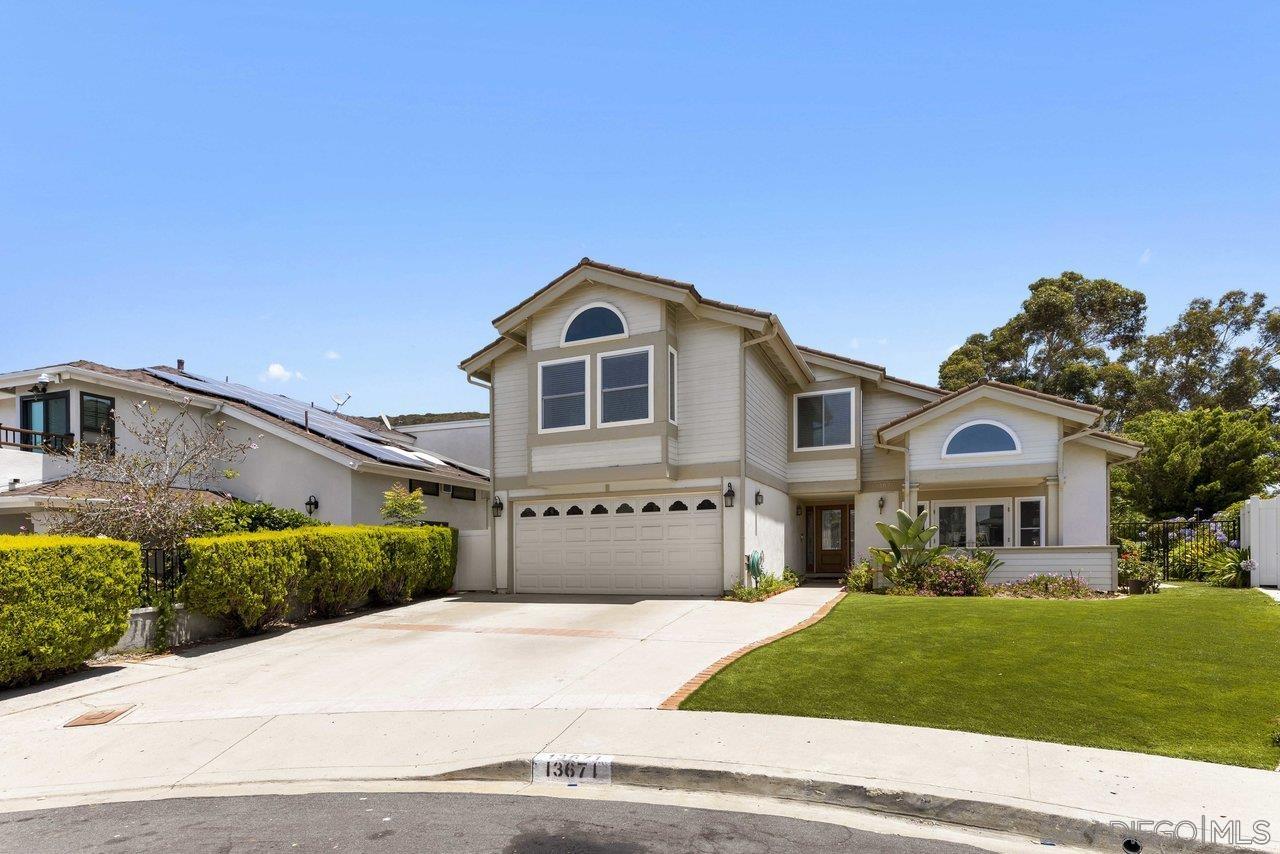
[[380, 482, 425, 526], [1110, 408, 1280, 519], [49, 398, 256, 549]]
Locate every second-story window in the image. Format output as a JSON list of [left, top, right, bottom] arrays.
[[79, 393, 115, 456], [539, 357, 589, 432], [598, 347, 652, 426], [667, 347, 678, 424], [794, 389, 854, 450]]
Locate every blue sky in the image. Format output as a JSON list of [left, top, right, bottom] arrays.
[[3, 3, 1277, 415]]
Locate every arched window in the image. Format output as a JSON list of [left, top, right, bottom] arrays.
[[696, 499, 717, 511], [542, 506, 560, 516], [562, 302, 627, 345], [616, 502, 635, 514], [668, 500, 688, 512], [942, 420, 1021, 457], [590, 504, 609, 515], [642, 501, 661, 513], [519, 508, 536, 518], [566, 505, 583, 516]]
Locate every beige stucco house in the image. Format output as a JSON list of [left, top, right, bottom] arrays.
[[0, 360, 490, 533], [460, 258, 1142, 594]]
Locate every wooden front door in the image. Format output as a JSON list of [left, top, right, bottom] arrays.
[[813, 503, 850, 574]]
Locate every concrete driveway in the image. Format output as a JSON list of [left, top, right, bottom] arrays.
[[0, 586, 840, 726]]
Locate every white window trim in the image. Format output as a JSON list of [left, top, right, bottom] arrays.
[[932, 498, 1014, 548], [596, 345, 654, 428], [792, 388, 857, 452], [1016, 496, 1046, 548], [560, 301, 629, 347], [941, 419, 1022, 459], [667, 345, 679, 425], [537, 354, 591, 434]]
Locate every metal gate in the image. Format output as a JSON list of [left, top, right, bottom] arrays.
[[1110, 517, 1241, 580]]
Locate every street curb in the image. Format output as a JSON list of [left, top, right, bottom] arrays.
[[658, 589, 848, 709], [428, 757, 1249, 854]]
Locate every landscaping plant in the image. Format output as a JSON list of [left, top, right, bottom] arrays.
[[844, 561, 874, 593], [298, 527, 385, 617], [727, 568, 799, 602], [0, 535, 142, 687], [1118, 550, 1161, 594], [869, 509, 946, 585], [181, 530, 307, 634], [373, 525, 457, 603], [193, 500, 324, 534], [380, 482, 426, 526], [1204, 547, 1255, 589], [991, 572, 1097, 599]]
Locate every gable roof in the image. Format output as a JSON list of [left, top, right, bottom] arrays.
[[0, 361, 489, 487], [877, 378, 1106, 442]]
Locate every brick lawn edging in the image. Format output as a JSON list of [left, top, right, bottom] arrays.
[[658, 589, 848, 710]]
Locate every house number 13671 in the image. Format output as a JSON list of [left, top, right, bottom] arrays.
[[533, 753, 612, 784]]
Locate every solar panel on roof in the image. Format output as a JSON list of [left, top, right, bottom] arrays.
[[144, 369, 485, 478]]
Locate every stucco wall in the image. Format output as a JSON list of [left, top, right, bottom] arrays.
[[350, 471, 489, 529], [404, 420, 490, 469], [744, 477, 791, 579], [1060, 442, 1108, 545], [853, 490, 900, 563]]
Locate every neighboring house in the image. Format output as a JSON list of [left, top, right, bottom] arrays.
[[459, 258, 1142, 594], [0, 360, 490, 533], [390, 414, 491, 470]]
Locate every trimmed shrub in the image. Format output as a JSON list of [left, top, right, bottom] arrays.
[[844, 561, 874, 593], [193, 500, 325, 535], [374, 526, 458, 604], [0, 535, 142, 688], [182, 531, 306, 634], [727, 569, 797, 602], [298, 527, 384, 617]]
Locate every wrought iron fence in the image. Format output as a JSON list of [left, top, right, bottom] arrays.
[[1110, 517, 1241, 579], [140, 547, 186, 605]]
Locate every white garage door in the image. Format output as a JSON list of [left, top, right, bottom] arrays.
[[514, 494, 723, 595]]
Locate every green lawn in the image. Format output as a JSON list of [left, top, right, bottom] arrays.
[[682, 584, 1280, 769]]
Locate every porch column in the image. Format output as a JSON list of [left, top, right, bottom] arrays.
[[1045, 475, 1060, 546]]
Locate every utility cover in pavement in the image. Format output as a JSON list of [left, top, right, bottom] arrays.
[[64, 706, 134, 727]]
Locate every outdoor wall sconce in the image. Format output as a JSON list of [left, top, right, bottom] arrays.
[[755, 490, 764, 506], [878, 496, 886, 512], [305, 495, 319, 516], [28, 373, 52, 395], [795, 504, 803, 516], [724, 483, 735, 508], [492, 495, 504, 518]]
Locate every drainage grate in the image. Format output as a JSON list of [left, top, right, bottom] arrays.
[[64, 706, 134, 727]]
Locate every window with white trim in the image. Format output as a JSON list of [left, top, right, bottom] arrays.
[[562, 302, 627, 345], [667, 346, 678, 424], [539, 357, 589, 432], [794, 389, 854, 450], [1017, 497, 1044, 547], [943, 420, 1020, 457], [598, 346, 652, 426]]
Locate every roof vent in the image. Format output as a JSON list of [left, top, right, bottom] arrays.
[[176, 359, 186, 372]]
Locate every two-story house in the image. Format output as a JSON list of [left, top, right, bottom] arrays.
[[0, 360, 491, 533], [460, 259, 1141, 595]]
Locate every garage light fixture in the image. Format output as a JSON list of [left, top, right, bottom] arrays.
[[492, 495, 504, 518], [724, 483, 735, 508], [754, 490, 764, 506], [305, 495, 319, 516]]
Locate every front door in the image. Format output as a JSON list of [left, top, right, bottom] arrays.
[[814, 504, 849, 573]]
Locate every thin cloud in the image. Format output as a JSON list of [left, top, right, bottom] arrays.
[[1139, 248, 1152, 265], [324, 350, 341, 360], [260, 362, 302, 383]]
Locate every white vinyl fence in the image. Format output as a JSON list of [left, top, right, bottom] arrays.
[[1241, 496, 1280, 587], [455, 529, 493, 592]]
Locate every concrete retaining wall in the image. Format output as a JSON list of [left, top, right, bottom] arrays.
[[110, 604, 228, 652]]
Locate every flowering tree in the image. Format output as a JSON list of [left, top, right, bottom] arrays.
[[48, 398, 257, 548]]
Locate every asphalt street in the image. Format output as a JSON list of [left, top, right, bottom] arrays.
[[0, 791, 996, 853]]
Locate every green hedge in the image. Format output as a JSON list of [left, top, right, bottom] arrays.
[[0, 535, 142, 688], [298, 527, 384, 617], [182, 531, 307, 634], [374, 526, 458, 604], [181, 525, 458, 632]]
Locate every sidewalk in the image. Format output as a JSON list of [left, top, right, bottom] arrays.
[[2, 706, 1277, 852]]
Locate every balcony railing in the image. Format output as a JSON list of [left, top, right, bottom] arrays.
[[0, 424, 75, 454]]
